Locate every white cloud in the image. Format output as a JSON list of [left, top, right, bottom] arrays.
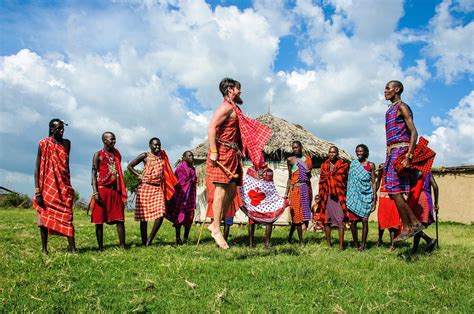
[[426, 91, 474, 166], [426, 0, 474, 83]]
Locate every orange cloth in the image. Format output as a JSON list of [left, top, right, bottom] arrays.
[[33, 137, 75, 237], [160, 150, 179, 201], [289, 155, 313, 224]]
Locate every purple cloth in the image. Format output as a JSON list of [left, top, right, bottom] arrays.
[[326, 196, 344, 228], [297, 159, 312, 222], [166, 161, 197, 225]]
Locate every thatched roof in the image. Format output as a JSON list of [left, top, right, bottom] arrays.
[[191, 113, 352, 163]]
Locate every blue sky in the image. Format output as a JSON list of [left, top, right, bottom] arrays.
[[0, 0, 473, 198]]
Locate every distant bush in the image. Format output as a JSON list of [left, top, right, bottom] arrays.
[[0, 193, 32, 208]]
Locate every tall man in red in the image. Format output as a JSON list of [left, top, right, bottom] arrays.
[[91, 132, 127, 251], [34, 118, 76, 254], [207, 78, 271, 249], [383, 80, 424, 241]]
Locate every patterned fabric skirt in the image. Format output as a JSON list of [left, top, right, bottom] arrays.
[[135, 183, 165, 221], [347, 210, 368, 222], [377, 193, 401, 230], [289, 185, 312, 224], [384, 147, 412, 194], [91, 187, 124, 224], [325, 196, 344, 228]]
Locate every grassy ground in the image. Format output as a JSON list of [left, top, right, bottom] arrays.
[[0, 207, 473, 312]]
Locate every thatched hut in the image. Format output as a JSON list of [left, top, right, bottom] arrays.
[[190, 113, 352, 225]]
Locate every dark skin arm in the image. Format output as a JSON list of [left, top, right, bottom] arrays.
[[430, 174, 440, 213], [370, 162, 377, 212], [285, 157, 295, 198], [399, 103, 418, 168], [374, 164, 384, 192], [91, 151, 103, 205], [127, 152, 148, 177], [34, 144, 44, 208]]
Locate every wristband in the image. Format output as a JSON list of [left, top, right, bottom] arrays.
[[210, 149, 217, 153], [406, 153, 413, 159], [34, 188, 41, 194]]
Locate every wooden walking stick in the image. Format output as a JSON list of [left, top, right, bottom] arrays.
[[436, 208, 439, 248], [216, 161, 239, 179]]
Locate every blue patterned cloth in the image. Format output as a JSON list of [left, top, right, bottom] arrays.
[[346, 160, 373, 218]]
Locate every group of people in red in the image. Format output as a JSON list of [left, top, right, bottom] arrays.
[[33, 78, 439, 254]]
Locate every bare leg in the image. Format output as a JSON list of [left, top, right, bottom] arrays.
[[324, 224, 332, 247], [264, 224, 273, 249], [39, 226, 48, 254], [350, 221, 359, 250], [116, 222, 126, 249], [389, 228, 396, 250], [392, 194, 420, 239], [208, 183, 235, 249], [338, 227, 345, 250], [140, 221, 148, 245], [223, 223, 231, 242], [67, 236, 77, 253], [95, 224, 104, 251], [175, 225, 183, 245], [183, 226, 191, 243], [288, 223, 296, 243], [296, 224, 304, 247], [411, 233, 421, 254], [248, 223, 256, 248], [146, 217, 163, 246], [376, 227, 384, 247], [361, 221, 368, 251]]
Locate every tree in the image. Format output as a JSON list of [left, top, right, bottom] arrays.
[[124, 169, 140, 196]]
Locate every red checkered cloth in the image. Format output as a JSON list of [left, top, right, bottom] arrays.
[[317, 159, 349, 218], [33, 137, 75, 237], [206, 109, 243, 185], [135, 153, 166, 221], [230, 101, 272, 170], [394, 136, 436, 176]]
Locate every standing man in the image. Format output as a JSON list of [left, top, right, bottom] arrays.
[[207, 77, 272, 249], [383, 80, 424, 241], [128, 137, 178, 246], [91, 132, 127, 251], [317, 146, 349, 250], [34, 119, 76, 254], [166, 151, 197, 245]]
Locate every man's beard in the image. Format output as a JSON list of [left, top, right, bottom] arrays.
[[234, 95, 243, 105]]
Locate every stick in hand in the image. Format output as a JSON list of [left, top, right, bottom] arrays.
[[216, 161, 239, 179]]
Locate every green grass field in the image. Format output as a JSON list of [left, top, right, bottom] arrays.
[[0, 207, 473, 312]]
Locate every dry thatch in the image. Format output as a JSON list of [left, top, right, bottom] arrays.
[[191, 113, 352, 163], [431, 165, 474, 175]]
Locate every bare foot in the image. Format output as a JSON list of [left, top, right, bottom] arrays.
[[208, 225, 229, 249]]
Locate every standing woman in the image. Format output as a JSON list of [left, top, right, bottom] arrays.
[[285, 140, 313, 246], [346, 144, 376, 251]]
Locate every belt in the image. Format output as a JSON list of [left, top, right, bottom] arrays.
[[141, 182, 161, 187], [98, 185, 117, 190], [291, 182, 307, 187], [216, 139, 243, 157], [386, 142, 409, 155]]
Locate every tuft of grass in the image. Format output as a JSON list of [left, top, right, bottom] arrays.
[[0, 207, 473, 312]]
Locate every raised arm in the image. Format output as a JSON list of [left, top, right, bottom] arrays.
[[127, 152, 148, 177]]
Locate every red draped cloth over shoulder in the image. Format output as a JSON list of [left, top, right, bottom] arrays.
[[33, 137, 75, 237]]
